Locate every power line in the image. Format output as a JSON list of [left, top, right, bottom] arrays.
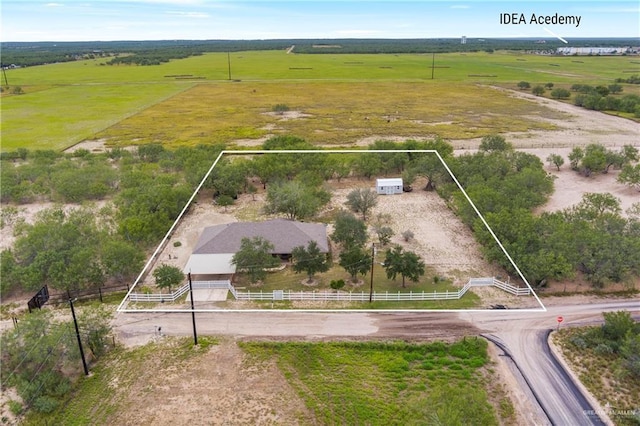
[[21, 330, 72, 410]]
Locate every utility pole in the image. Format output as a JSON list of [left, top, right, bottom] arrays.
[[69, 298, 89, 376], [369, 243, 375, 303], [188, 273, 198, 346], [227, 52, 231, 81], [431, 52, 435, 80]]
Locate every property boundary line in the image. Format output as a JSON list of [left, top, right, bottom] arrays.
[[117, 149, 544, 313]]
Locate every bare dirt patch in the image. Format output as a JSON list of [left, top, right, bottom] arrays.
[[262, 110, 313, 120], [106, 337, 312, 426], [530, 147, 639, 215], [327, 179, 501, 282], [232, 135, 273, 147], [63, 138, 111, 153], [63, 138, 136, 154], [449, 87, 640, 151]]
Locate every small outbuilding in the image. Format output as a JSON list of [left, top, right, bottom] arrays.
[[376, 178, 403, 195]]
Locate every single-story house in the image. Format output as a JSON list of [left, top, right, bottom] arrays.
[[376, 177, 403, 195], [183, 219, 329, 276]]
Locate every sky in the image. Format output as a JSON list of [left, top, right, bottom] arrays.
[[1, 0, 639, 42]]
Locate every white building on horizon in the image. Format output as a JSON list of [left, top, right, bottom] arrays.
[[557, 46, 630, 56]]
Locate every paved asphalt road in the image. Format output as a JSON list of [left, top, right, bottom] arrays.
[[115, 299, 640, 425], [461, 300, 640, 426]]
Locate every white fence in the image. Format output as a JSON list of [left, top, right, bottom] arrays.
[[127, 277, 529, 303], [489, 278, 531, 296], [128, 280, 231, 303], [231, 277, 529, 302], [233, 289, 464, 302]]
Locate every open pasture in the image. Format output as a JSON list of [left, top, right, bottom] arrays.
[[1, 50, 638, 150], [94, 80, 562, 146], [4, 50, 637, 85], [1, 83, 192, 151]]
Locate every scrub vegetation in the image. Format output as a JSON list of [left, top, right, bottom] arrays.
[[443, 138, 640, 288], [554, 311, 640, 426], [3, 134, 639, 300]]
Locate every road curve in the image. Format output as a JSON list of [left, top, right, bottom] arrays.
[[464, 300, 639, 426], [114, 299, 640, 425]]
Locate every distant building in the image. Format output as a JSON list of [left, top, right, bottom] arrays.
[[556, 46, 630, 56], [376, 178, 403, 195], [461, 36, 467, 45]]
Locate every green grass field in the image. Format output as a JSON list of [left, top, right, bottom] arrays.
[[2, 50, 638, 151], [241, 339, 512, 425], [1, 83, 193, 151]]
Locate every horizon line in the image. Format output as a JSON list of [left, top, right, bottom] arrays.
[[3, 36, 640, 44]]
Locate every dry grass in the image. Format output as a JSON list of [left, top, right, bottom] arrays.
[[97, 81, 562, 147]]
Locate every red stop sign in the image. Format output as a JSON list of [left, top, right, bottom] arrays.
[[557, 316, 564, 323]]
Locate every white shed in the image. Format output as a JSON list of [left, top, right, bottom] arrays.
[[376, 178, 403, 195]]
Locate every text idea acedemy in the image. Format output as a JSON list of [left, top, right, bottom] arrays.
[[500, 13, 582, 27]]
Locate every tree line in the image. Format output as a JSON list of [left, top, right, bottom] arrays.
[[0, 144, 223, 297], [440, 136, 640, 288], [519, 78, 640, 117], [4, 38, 638, 68], [2, 135, 638, 299]]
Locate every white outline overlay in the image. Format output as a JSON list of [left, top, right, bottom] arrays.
[[117, 149, 546, 313]]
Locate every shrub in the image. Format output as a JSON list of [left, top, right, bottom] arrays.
[[173, 241, 182, 247], [550, 88, 571, 99], [8, 400, 23, 416], [532, 85, 545, 96], [517, 81, 530, 90], [608, 83, 623, 94], [594, 343, 614, 355], [272, 104, 290, 114], [375, 226, 394, 245], [153, 264, 185, 291], [32, 395, 59, 414], [401, 230, 414, 242], [330, 279, 345, 290], [569, 335, 588, 349], [216, 194, 234, 211]]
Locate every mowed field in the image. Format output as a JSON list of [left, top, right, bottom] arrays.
[[2, 50, 639, 150]]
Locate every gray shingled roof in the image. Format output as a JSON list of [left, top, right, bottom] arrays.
[[193, 219, 329, 255]]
